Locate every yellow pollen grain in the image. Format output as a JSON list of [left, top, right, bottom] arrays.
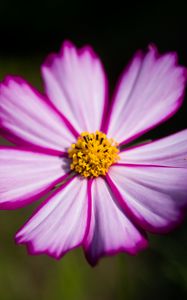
[[68, 131, 119, 178]]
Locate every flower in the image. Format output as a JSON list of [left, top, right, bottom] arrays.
[[0, 41, 187, 266]]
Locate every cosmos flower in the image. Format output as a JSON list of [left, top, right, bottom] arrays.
[[0, 41, 187, 266]]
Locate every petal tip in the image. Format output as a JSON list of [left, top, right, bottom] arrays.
[[84, 238, 148, 267]]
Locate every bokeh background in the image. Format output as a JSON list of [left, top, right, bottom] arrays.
[[0, 1, 187, 299]]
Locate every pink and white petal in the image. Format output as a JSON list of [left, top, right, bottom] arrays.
[[84, 177, 148, 266], [106, 45, 186, 145], [41, 41, 108, 133], [16, 177, 89, 259], [0, 147, 69, 209], [0, 76, 76, 153], [107, 165, 187, 233], [120, 129, 187, 168]]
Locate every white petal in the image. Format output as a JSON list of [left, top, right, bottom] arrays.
[[42, 41, 108, 133], [107, 165, 187, 232], [106, 46, 186, 144], [120, 129, 187, 168], [0, 76, 76, 153], [0, 147, 68, 208], [84, 177, 147, 265], [16, 177, 89, 258]]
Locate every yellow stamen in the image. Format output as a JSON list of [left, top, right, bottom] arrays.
[[68, 131, 119, 178]]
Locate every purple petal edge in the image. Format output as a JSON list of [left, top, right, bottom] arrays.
[[84, 241, 148, 267]]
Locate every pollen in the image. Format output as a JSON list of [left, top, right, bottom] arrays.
[[68, 131, 119, 178]]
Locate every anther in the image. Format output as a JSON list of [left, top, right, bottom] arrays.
[[68, 131, 119, 178]]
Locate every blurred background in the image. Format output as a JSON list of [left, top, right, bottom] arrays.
[[0, 0, 187, 299]]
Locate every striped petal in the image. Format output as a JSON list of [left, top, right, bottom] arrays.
[[16, 177, 89, 259], [0, 76, 76, 154], [84, 177, 147, 266], [120, 129, 187, 168], [105, 45, 186, 145], [41, 41, 108, 133], [0, 147, 68, 208], [107, 165, 187, 233]]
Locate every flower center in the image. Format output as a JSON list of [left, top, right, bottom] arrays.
[[68, 131, 119, 178]]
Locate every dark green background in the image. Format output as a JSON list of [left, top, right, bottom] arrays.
[[0, 1, 187, 299]]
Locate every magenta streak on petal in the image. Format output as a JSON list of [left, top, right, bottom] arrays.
[[0, 169, 71, 210], [102, 50, 144, 134], [82, 179, 93, 245], [113, 163, 179, 168], [106, 171, 187, 234], [99, 74, 109, 132], [119, 140, 153, 153], [15, 175, 79, 260], [0, 145, 68, 158]]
